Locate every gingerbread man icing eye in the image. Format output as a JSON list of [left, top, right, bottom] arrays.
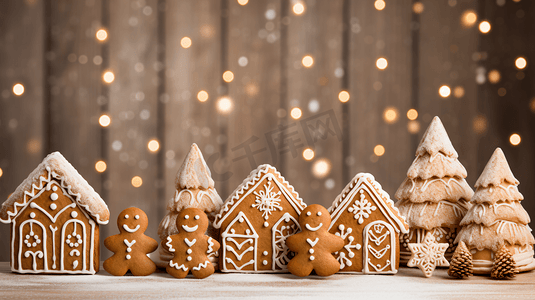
[[317, 212, 322, 216], [135, 215, 140, 220], [306, 211, 311, 216], [184, 215, 189, 219], [124, 215, 129, 219], [194, 215, 200, 220]]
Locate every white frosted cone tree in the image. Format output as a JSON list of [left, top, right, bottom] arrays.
[[395, 116, 473, 264], [455, 148, 535, 274], [156, 143, 223, 268]]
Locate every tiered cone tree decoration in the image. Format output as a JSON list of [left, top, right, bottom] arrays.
[[395, 116, 473, 264], [448, 241, 473, 279], [157, 144, 223, 268], [455, 148, 535, 275]]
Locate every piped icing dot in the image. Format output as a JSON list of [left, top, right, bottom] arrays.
[[263, 251, 268, 256], [306, 211, 311, 216], [50, 203, 57, 210], [309, 249, 314, 254], [310, 256, 315, 261], [194, 215, 200, 220], [127, 248, 132, 252], [185, 215, 189, 219], [187, 249, 192, 254], [50, 193, 59, 201], [71, 211, 78, 218], [52, 186, 58, 191], [263, 260, 268, 265], [126, 255, 131, 260], [135, 215, 140, 220], [263, 222, 269, 227], [30, 212, 36, 219], [187, 256, 192, 261], [317, 211, 322, 216], [125, 214, 129, 219]]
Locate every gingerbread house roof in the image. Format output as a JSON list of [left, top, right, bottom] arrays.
[[328, 173, 409, 234], [213, 164, 306, 229], [175, 143, 215, 190], [0, 152, 109, 225]]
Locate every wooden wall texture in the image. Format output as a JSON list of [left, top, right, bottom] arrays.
[[1, 0, 534, 261]]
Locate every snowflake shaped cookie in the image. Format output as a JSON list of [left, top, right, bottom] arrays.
[[252, 180, 283, 220], [347, 191, 376, 224], [407, 232, 449, 278]]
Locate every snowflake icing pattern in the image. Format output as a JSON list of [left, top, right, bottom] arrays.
[[252, 180, 283, 220], [348, 191, 376, 224], [407, 232, 449, 278], [334, 224, 361, 269]]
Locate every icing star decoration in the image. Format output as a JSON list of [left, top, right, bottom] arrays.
[[407, 232, 449, 278]]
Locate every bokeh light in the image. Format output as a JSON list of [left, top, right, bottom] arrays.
[[515, 57, 527, 69], [0, 167, 3, 178], [96, 29, 108, 41], [479, 21, 491, 34], [303, 148, 315, 161], [180, 37, 192, 48], [509, 133, 521, 146], [408, 120, 420, 134], [312, 158, 331, 178], [374, 0, 385, 11], [13, 83, 24, 96], [197, 90, 209, 102], [383, 107, 399, 124], [453, 86, 465, 98], [374, 145, 385, 156], [293, 2, 305, 15], [376, 57, 388, 70], [222, 70, 234, 82], [412, 2, 424, 14], [131, 176, 143, 188], [488, 70, 501, 84], [103, 71, 115, 83], [407, 109, 418, 120], [95, 161, 107, 173], [302, 55, 314, 68], [439, 85, 451, 98], [99, 114, 111, 127], [338, 91, 350, 103], [462, 10, 477, 27], [290, 107, 302, 119], [217, 96, 234, 114], [473, 115, 487, 134], [237, 0, 248, 5], [148, 139, 160, 152]]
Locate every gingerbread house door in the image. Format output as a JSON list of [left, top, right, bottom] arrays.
[[18, 219, 47, 272], [363, 220, 395, 274], [60, 219, 87, 272], [271, 212, 299, 270], [222, 211, 259, 271]]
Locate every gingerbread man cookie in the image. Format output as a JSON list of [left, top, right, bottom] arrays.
[[286, 204, 344, 277], [103, 207, 158, 276], [164, 208, 220, 279]]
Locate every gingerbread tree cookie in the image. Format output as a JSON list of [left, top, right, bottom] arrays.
[[286, 204, 344, 277], [395, 116, 473, 263], [164, 208, 220, 279], [157, 144, 223, 268], [104, 207, 158, 276], [455, 148, 535, 275]]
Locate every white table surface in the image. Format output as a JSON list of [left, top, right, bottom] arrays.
[[1, 262, 534, 299]]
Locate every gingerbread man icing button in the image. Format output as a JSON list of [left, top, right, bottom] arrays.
[[165, 208, 220, 279], [104, 207, 158, 276], [286, 204, 344, 277]]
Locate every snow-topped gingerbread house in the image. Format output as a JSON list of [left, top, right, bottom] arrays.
[[213, 164, 307, 272], [0, 152, 109, 274], [328, 173, 409, 274]]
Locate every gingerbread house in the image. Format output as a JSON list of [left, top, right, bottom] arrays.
[[328, 173, 409, 274], [0, 152, 109, 274], [213, 164, 307, 272]]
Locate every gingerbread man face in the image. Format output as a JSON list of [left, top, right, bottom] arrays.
[[299, 204, 331, 232], [118, 207, 149, 234], [176, 208, 209, 234]]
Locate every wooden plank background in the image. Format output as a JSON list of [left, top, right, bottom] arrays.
[[1, 0, 534, 261]]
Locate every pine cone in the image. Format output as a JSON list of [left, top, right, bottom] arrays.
[[448, 241, 473, 279], [491, 244, 516, 279]]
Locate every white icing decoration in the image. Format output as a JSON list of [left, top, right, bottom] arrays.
[[363, 220, 398, 274], [264, 222, 269, 227], [185, 238, 196, 247], [169, 261, 188, 271], [207, 237, 215, 255], [184, 215, 189, 219], [50, 203, 57, 210], [166, 236, 175, 252], [309, 256, 315, 261], [30, 202, 76, 223], [124, 214, 129, 219], [30, 212, 36, 219], [221, 212, 259, 272], [309, 249, 314, 254], [225, 245, 254, 261], [182, 224, 198, 233], [263, 251, 268, 256], [126, 255, 131, 260], [305, 223, 322, 231], [187, 256, 192, 261], [271, 212, 300, 270], [334, 224, 361, 269], [122, 224, 140, 233], [71, 211, 78, 218], [225, 258, 254, 271], [52, 186, 58, 191], [194, 215, 200, 220], [347, 192, 376, 224], [72, 260, 78, 269], [252, 180, 283, 220], [263, 260, 268, 265], [70, 249, 80, 257], [306, 238, 319, 247], [134, 215, 139, 220], [317, 212, 322, 216], [124, 239, 136, 251], [226, 238, 253, 250], [306, 211, 311, 216], [193, 261, 210, 271], [50, 193, 58, 201], [187, 249, 192, 254]]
